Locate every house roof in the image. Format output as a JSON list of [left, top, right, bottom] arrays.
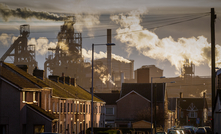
[[27, 104, 57, 120], [1, 62, 103, 102], [0, 64, 38, 89], [3, 62, 48, 88], [44, 78, 103, 102], [121, 83, 165, 102], [94, 93, 120, 104], [177, 98, 208, 110]]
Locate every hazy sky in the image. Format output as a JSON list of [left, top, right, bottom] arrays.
[[0, 0, 221, 77]]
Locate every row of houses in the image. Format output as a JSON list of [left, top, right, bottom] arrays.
[[0, 62, 105, 134], [0, 61, 210, 134], [95, 84, 208, 131]]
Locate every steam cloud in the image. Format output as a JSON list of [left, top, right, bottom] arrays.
[[0, 33, 17, 46], [74, 14, 100, 37], [110, 9, 221, 72], [82, 48, 131, 63], [0, 3, 65, 21], [28, 37, 57, 55]]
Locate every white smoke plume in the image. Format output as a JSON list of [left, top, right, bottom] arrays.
[[28, 37, 56, 55], [0, 3, 65, 21], [0, 33, 17, 46], [74, 14, 100, 37], [110, 9, 221, 71], [82, 48, 131, 63]]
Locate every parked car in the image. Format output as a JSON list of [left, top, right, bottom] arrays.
[[168, 130, 181, 134], [204, 126, 212, 134], [38, 132, 60, 134], [196, 127, 207, 134], [183, 128, 192, 134], [156, 132, 167, 134]]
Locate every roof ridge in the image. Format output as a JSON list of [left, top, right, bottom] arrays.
[[44, 78, 76, 98]]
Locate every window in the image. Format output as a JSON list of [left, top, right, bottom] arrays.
[[80, 103, 82, 112], [45, 94, 47, 110], [181, 111, 183, 118], [61, 103, 63, 113], [188, 111, 198, 118], [106, 108, 114, 115], [33, 92, 36, 102], [22, 92, 26, 102], [48, 94, 50, 110], [57, 102, 59, 112], [86, 104, 88, 113], [53, 102, 55, 112], [71, 103, 73, 112], [64, 103, 66, 112]]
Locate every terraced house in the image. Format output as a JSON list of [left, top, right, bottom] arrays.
[[0, 62, 105, 134]]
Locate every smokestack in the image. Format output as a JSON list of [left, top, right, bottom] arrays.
[[107, 29, 112, 89], [180, 92, 183, 98]]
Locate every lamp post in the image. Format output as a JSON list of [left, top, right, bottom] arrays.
[[151, 76, 165, 134], [162, 81, 175, 131], [91, 43, 115, 134]]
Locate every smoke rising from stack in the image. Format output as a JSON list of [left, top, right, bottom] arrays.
[[82, 48, 131, 63], [74, 14, 100, 37], [0, 3, 65, 21], [110, 9, 221, 72]]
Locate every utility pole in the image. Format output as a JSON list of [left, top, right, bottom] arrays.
[[154, 84, 157, 134], [211, 8, 216, 132]]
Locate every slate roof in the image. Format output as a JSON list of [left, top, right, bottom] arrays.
[[94, 93, 120, 105], [44, 78, 103, 102], [1, 62, 103, 102], [121, 83, 165, 102], [3, 62, 48, 88], [0, 64, 38, 89], [27, 104, 57, 120], [177, 98, 208, 110]]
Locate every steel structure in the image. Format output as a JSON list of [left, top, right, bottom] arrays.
[[44, 17, 89, 87], [0, 24, 37, 74]]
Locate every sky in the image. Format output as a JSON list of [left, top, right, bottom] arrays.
[[0, 0, 221, 77]]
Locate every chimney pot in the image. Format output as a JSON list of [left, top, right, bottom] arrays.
[[33, 67, 44, 80], [71, 78, 77, 87], [48, 75, 59, 82], [16, 65, 28, 72]]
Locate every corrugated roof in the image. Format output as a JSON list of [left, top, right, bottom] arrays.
[[4, 63, 48, 88], [94, 93, 120, 104], [27, 104, 57, 120], [0, 65, 38, 89], [121, 83, 165, 102], [177, 98, 208, 109]]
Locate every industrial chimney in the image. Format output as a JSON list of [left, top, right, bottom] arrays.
[[107, 29, 112, 89]]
